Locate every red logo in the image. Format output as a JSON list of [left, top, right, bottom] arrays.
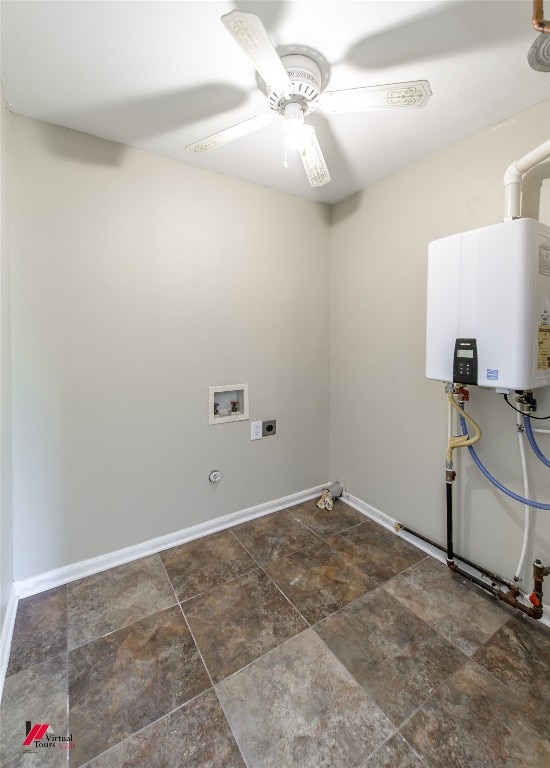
[[23, 722, 50, 746]]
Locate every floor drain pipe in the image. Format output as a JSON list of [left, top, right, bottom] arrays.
[[326, 480, 343, 499], [317, 480, 344, 511]]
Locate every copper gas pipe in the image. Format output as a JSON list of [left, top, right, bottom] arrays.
[[533, 0, 550, 33]]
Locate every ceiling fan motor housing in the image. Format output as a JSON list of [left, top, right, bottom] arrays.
[[268, 54, 322, 114]]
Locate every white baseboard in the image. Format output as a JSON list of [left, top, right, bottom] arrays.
[[14, 484, 327, 600], [342, 491, 446, 562], [0, 584, 18, 704]]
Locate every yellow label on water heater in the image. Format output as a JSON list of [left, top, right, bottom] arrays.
[[538, 325, 550, 369]]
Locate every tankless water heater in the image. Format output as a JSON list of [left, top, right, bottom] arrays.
[[426, 217, 550, 390]]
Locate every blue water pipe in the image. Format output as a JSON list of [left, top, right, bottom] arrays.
[[459, 413, 550, 510], [524, 416, 550, 469]]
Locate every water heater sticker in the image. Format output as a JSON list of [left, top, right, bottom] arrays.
[[539, 239, 550, 277], [486, 369, 499, 381], [538, 325, 550, 370]]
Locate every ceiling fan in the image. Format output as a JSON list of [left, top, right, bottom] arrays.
[[186, 10, 432, 188]]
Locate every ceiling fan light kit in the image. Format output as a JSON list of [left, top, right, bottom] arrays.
[[282, 102, 306, 133], [185, 9, 432, 189], [267, 53, 323, 111]]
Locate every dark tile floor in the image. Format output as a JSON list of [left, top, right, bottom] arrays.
[[1, 498, 549, 767]]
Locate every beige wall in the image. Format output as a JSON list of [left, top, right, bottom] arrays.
[[330, 98, 550, 581], [11, 116, 330, 580], [0, 87, 13, 629]]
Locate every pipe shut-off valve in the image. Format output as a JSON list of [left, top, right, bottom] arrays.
[[515, 390, 537, 413], [529, 559, 550, 613]]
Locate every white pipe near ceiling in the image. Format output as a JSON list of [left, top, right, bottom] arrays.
[[503, 137, 550, 219]]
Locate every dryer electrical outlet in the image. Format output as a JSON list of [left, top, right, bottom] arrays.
[[426, 218, 550, 390]]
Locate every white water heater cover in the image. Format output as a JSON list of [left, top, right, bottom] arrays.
[[426, 218, 550, 390]]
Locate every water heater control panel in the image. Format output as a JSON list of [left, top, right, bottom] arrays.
[[453, 338, 478, 385]]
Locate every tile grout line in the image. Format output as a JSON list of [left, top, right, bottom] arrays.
[[306, 587, 465, 762], [195, 559, 402, 693], [67, 611, 180, 657], [156, 554, 218, 692], [388, 663, 475, 768], [380, 561, 519, 659], [273, 509, 328, 545], [286, 503, 332, 539], [158, 553, 188, 617], [227, 506, 436, 645], [471, 610, 524, 654], [212, 687, 253, 768], [178, 563, 263, 608], [319, 525, 430, 584], [176, 595, 254, 768], [369, 618, 537, 767], [227, 528, 265, 568], [229, 518, 326, 568], [169, 529, 303, 768], [259, 564, 312, 628], [178, 603, 216, 691], [164, 543, 309, 755], [212, 624, 312, 690], [227, 526, 313, 628], [65, 556, 181, 654], [64, 647, 70, 765], [68, 569, 211, 766], [76, 690, 214, 768], [258, 537, 381, 627]]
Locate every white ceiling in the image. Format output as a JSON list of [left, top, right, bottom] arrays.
[[2, 0, 550, 204]]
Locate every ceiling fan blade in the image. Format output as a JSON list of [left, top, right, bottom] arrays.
[[318, 80, 432, 114], [299, 126, 331, 188], [221, 10, 291, 96], [186, 114, 273, 153]]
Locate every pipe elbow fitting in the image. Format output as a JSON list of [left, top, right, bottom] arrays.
[[503, 163, 522, 186]]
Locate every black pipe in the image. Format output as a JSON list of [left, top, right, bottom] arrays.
[[397, 524, 441, 551], [397, 523, 513, 587], [446, 481, 454, 563], [448, 562, 500, 596]]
